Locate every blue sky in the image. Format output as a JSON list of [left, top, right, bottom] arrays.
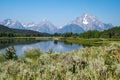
[[0, 0, 120, 26]]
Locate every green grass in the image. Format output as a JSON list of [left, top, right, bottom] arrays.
[[1, 37, 120, 46], [22, 48, 43, 61], [62, 37, 120, 46], [0, 42, 120, 79]]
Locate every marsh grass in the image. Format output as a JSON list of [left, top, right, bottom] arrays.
[[0, 53, 5, 62], [23, 48, 43, 62], [63, 37, 120, 46], [0, 42, 120, 80]]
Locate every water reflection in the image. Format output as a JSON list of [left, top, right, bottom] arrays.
[[0, 40, 83, 56]]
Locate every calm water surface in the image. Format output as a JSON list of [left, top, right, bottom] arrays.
[[0, 40, 83, 56]]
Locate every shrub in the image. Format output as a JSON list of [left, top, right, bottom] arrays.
[[47, 49, 54, 54], [23, 48, 42, 60], [0, 53, 5, 62], [5, 46, 18, 60]]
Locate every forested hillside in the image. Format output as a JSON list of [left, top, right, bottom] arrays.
[[100, 26, 120, 38], [55, 26, 120, 38], [0, 25, 50, 37]]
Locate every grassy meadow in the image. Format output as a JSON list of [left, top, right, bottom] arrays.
[[0, 41, 120, 80], [62, 37, 120, 46]]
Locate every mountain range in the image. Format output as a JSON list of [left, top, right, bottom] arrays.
[[0, 13, 113, 34]]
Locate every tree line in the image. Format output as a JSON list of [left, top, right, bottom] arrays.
[[0, 25, 50, 37], [1, 24, 120, 38], [53, 26, 120, 38]]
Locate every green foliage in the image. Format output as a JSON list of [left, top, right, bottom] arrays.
[[0, 25, 50, 37], [80, 30, 100, 38], [63, 37, 103, 46], [104, 53, 116, 65], [53, 33, 61, 37], [47, 49, 54, 54], [5, 46, 18, 60], [1, 24, 120, 38], [0, 53, 5, 62], [53, 26, 120, 39], [62, 32, 73, 37], [23, 48, 42, 60], [101, 26, 120, 38], [0, 43, 120, 79], [79, 26, 120, 38]]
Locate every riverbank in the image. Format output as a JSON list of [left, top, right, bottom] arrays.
[[62, 37, 120, 46], [1, 37, 120, 44], [0, 37, 62, 40], [0, 42, 120, 79]]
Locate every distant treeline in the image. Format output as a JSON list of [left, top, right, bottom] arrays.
[[0, 25, 50, 37], [53, 26, 120, 38], [1, 25, 120, 38]]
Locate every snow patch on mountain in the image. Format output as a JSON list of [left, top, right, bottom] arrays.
[[83, 14, 88, 24], [0, 19, 25, 29], [24, 20, 58, 34], [70, 13, 113, 31], [22, 23, 37, 28], [0, 13, 113, 34]]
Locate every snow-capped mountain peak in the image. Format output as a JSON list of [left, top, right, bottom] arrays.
[[22, 23, 37, 28], [2, 19, 17, 25], [22, 19, 58, 34], [0, 19, 24, 29], [82, 14, 89, 24], [38, 19, 55, 27], [72, 13, 99, 25], [70, 13, 112, 31], [0, 13, 113, 34]]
